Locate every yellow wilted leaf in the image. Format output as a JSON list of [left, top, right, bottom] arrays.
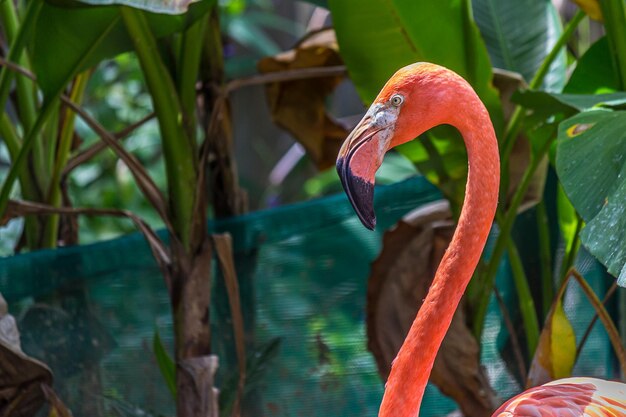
[[527, 297, 576, 388], [572, 0, 603, 21], [550, 300, 576, 378]]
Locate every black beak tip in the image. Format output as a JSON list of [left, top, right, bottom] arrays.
[[337, 157, 377, 231], [361, 213, 377, 231]]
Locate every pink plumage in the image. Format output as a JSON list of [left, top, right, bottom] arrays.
[[495, 378, 626, 417], [337, 63, 626, 417]]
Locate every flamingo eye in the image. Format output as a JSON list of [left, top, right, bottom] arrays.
[[390, 94, 404, 106]]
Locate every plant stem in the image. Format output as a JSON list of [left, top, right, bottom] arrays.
[[0, 0, 41, 117], [178, 16, 207, 143], [0, 0, 37, 134], [558, 215, 582, 285], [225, 65, 346, 93], [529, 10, 584, 90], [500, 10, 585, 163], [470, 10, 585, 340], [493, 288, 527, 380], [0, 97, 57, 221], [576, 282, 617, 359], [63, 112, 155, 176], [201, 6, 246, 218], [471, 139, 552, 339], [599, 0, 626, 89], [0, 113, 20, 157], [41, 71, 90, 248], [120, 6, 198, 249], [506, 237, 540, 356], [0, 0, 43, 240], [536, 200, 553, 318], [568, 269, 626, 376]]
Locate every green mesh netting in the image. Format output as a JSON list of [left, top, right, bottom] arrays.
[[0, 176, 618, 416]]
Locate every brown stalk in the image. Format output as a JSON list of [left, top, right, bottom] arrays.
[[223, 65, 347, 94], [566, 268, 626, 376], [0, 57, 173, 237], [576, 282, 618, 359], [212, 233, 246, 417], [41, 384, 72, 417], [0, 56, 35, 79], [59, 96, 175, 235], [5, 199, 172, 290], [63, 112, 155, 175], [494, 287, 527, 381]]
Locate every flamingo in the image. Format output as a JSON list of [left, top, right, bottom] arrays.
[[336, 62, 626, 417]]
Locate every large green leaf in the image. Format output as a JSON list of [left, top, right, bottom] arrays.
[[31, 0, 213, 99], [76, 0, 202, 14], [328, 0, 502, 214], [473, 0, 566, 92], [513, 90, 626, 116], [565, 36, 621, 94], [556, 109, 626, 286], [328, 0, 501, 119], [396, 126, 468, 214]]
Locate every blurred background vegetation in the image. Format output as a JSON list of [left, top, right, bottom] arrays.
[[0, 0, 625, 416]]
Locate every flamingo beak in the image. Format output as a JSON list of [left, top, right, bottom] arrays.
[[336, 106, 396, 230]]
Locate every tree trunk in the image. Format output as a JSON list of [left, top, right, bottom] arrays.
[[171, 8, 249, 417], [202, 8, 247, 218], [172, 238, 218, 417]]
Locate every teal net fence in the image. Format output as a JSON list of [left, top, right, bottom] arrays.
[[0, 176, 619, 416]]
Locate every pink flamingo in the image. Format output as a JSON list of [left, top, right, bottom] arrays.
[[336, 62, 626, 417]]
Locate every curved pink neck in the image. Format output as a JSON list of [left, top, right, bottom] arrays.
[[379, 79, 500, 417]]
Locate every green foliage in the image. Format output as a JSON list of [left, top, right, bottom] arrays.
[[565, 37, 620, 93], [31, 0, 215, 100], [556, 184, 581, 271], [473, 0, 566, 91], [328, 0, 501, 117], [153, 330, 176, 398], [72, 55, 165, 242], [328, 0, 503, 213], [1, 0, 626, 414], [513, 90, 626, 114], [77, 0, 205, 14], [515, 21, 626, 288], [599, 0, 626, 88], [395, 127, 469, 214], [31, 4, 120, 100], [556, 109, 626, 286]]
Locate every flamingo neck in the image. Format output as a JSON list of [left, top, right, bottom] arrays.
[[378, 85, 500, 417]]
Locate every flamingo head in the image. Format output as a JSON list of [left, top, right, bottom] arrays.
[[337, 62, 451, 230]]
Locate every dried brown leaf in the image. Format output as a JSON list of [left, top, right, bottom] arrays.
[[0, 293, 53, 417], [571, 0, 603, 20], [258, 28, 348, 170], [367, 201, 497, 417], [41, 384, 72, 417]]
